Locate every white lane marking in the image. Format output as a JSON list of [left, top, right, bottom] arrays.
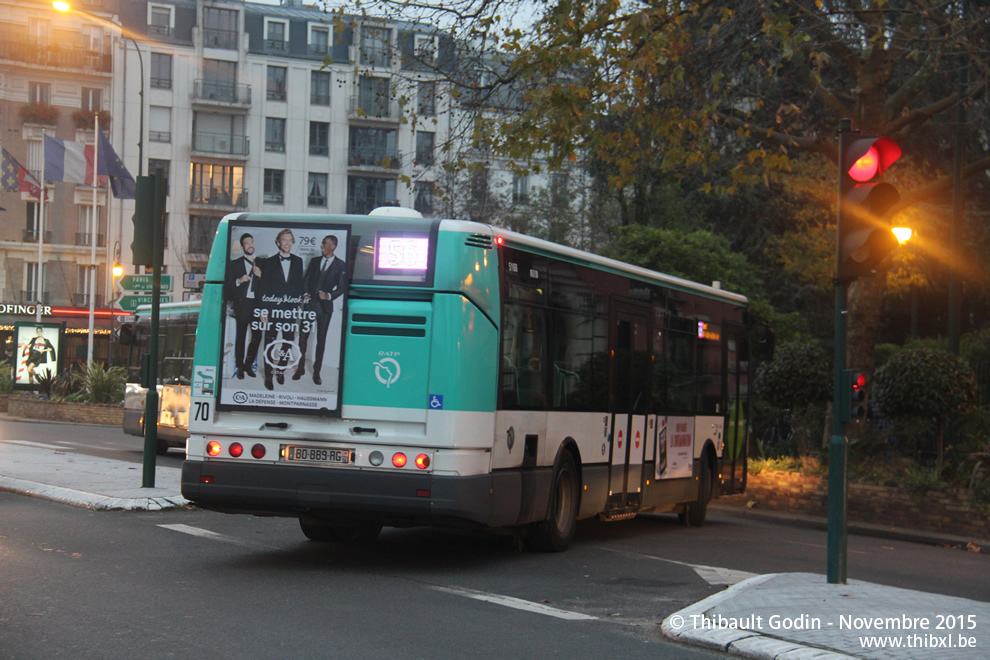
[[158, 523, 248, 546], [598, 547, 759, 586], [5, 440, 66, 450], [431, 586, 598, 621]]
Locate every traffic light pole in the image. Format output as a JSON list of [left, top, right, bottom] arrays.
[[141, 172, 165, 488], [827, 279, 849, 584], [828, 120, 854, 584]]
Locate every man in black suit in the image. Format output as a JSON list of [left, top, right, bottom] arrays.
[[295, 234, 347, 385], [225, 233, 263, 379], [257, 228, 307, 390]]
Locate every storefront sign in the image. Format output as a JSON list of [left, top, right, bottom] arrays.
[[0, 304, 53, 316]]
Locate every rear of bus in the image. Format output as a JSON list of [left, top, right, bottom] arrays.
[[181, 212, 504, 536]]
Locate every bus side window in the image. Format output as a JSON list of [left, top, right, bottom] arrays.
[[501, 303, 547, 409]]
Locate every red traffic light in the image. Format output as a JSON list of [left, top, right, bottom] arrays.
[[844, 137, 901, 182], [852, 372, 866, 392]]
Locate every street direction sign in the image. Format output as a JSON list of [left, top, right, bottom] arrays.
[[118, 294, 172, 312], [114, 314, 136, 324], [120, 274, 173, 291]]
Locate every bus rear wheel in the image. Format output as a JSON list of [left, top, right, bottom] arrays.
[[526, 452, 579, 553], [681, 456, 712, 527], [299, 518, 382, 543]]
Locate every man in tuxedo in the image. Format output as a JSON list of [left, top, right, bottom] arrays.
[[295, 234, 347, 385], [257, 228, 307, 390], [225, 233, 262, 379]]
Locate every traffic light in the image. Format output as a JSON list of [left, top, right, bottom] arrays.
[[837, 131, 909, 281], [132, 175, 156, 267], [839, 369, 868, 423]]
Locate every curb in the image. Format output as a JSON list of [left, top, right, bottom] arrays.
[[0, 475, 189, 511]]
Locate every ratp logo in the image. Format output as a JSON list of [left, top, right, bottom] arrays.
[[374, 357, 401, 388]]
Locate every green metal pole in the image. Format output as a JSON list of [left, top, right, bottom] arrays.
[[141, 172, 164, 488], [827, 281, 848, 584]]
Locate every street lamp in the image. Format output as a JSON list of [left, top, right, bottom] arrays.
[[53, 1, 144, 176]]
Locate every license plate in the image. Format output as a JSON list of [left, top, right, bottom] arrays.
[[283, 445, 352, 465]]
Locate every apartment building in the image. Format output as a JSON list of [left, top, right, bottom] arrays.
[[1, 0, 450, 364]]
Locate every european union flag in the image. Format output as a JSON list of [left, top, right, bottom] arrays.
[[96, 130, 136, 199]]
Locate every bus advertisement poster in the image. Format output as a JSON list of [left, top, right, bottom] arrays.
[[657, 416, 694, 480], [218, 221, 351, 416], [13, 322, 64, 389]]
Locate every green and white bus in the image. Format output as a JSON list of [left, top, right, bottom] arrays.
[[182, 210, 750, 551]]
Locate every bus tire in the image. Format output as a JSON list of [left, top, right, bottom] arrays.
[[298, 518, 382, 543], [527, 452, 579, 553], [682, 455, 712, 527]]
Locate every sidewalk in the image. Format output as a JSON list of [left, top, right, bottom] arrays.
[[0, 441, 187, 511], [1, 435, 987, 658]]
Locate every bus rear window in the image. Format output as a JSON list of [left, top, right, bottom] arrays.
[[350, 219, 438, 286]]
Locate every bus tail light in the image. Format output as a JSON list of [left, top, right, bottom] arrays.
[[392, 452, 407, 468], [415, 454, 430, 469], [251, 444, 266, 459], [206, 441, 221, 457], [229, 442, 243, 457]]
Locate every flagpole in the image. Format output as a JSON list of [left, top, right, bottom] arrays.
[[87, 114, 98, 368], [36, 129, 46, 324]]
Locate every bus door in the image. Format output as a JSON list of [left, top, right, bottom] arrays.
[[606, 301, 650, 516], [721, 326, 749, 494]]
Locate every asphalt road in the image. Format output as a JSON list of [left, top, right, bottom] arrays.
[[1, 419, 988, 658]]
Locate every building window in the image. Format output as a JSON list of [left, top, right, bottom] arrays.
[[309, 25, 330, 56], [191, 163, 245, 206], [264, 169, 284, 204], [512, 174, 530, 205], [265, 117, 286, 152], [148, 159, 170, 194], [24, 262, 49, 304], [415, 132, 434, 167], [347, 176, 395, 214], [76, 205, 104, 246], [414, 181, 434, 216], [265, 20, 287, 52], [202, 59, 238, 102], [189, 215, 221, 253], [28, 82, 51, 105], [149, 106, 171, 142], [356, 75, 391, 118], [81, 88, 102, 112], [309, 121, 329, 156], [417, 81, 436, 116], [308, 173, 327, 207], [203, 7, 238, 50], [148, 4, 173, 37], [414, 35, 437, 64], [349, 126, 398, 167], [267, 66, 287, 101], [360, 26, 392, 67], [150, 53, 172, 89], [311, 70, 331, 105]]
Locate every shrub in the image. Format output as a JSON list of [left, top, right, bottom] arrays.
[[0, 360, 13, 395], [754, 341, 831, 410], [75, 363, 126, 404], [873, 348, 977, 477]]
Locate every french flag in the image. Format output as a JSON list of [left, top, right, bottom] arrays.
[[43, 136, 106, 185]]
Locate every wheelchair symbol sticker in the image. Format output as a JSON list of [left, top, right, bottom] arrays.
[[429, 394, 444, 410]]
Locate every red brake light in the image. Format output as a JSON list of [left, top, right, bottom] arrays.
[[392, 452, 407, 468], [251, 444, 266, 459], [229, 442, 243, 457], [206, 441, 221, 457], [415, 454, 430, 469]]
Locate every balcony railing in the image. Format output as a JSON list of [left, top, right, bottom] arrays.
[[190, 184, 249, 208], [148, 24, 174, 39], [348, 148, 401, 169], [348, 94, 397, 120], [192, 132, 250, 157], [0, 40, 111, 72], [21, 230, 53, 243], [265, 39, 287, 53], [193, 79, 251, 105], [19, 291, 51, 305], [203, 28, 238, 50], [73, 293, 105, 308], [74, 233, 107, 247]]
